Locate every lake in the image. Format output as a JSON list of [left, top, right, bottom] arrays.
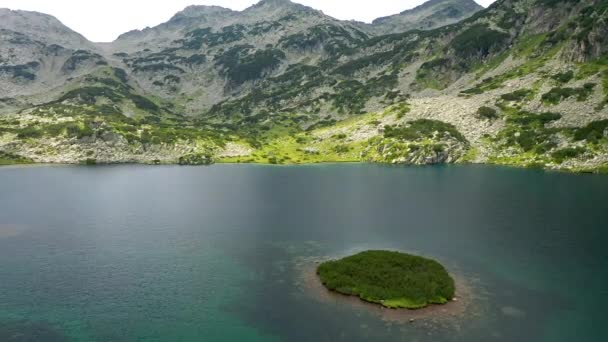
[[1, 164, 607, 341]]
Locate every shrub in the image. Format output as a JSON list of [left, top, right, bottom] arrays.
[[501, 89, 533, 102], [541, 84, 595, 104], [451, 24, 510, 59], [0, 151, 32, 165], [574, 119, 608, 143], [477, 106, 498, 119], [215, 46, 285, 86], [506, 111, 562, 126], [333, 144, 350, 153], [551, 70, 574, 83], [551, 147, 586, 163], [17, 126, 43, 139], [178, 153, 214, 166], [384, 119, 468, 143]]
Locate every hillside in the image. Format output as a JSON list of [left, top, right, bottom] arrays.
[[363, 0, 483, 34], [0, 0, 607, 173]]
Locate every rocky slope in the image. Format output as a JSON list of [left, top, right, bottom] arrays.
[[0, 0, 607, 173], [362, 0, 483, 34]]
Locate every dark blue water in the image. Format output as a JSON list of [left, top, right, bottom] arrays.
[[0, 164, 607, 341]]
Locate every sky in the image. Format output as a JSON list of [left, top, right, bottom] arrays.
[[0, 0, 496, 42]]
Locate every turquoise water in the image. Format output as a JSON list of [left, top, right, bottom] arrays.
[[0, 164, 607, 341]]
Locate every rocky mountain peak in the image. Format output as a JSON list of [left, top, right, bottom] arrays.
[[169, 5, 234, 21], [253, 0, 296, 8], [0, 8, 94, 49], [368, 0, 483, 34], [245, 0, 317, 16]]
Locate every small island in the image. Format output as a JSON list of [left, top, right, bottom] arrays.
[[317, 250, 455, 310]]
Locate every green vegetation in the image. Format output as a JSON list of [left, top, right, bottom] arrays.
[[541, 84, 596, 105], [416, 58, 454, 90], [0, 151, 32, 165], [178, 153, 214, 165], [13, 121, 94, 140], [450, 24, 510, 60], [477, 106, 499, 120], [317, 250, 455, 309], [214, 45, 286, 86], [551, 70, 574, 83], [0, 62, 40, 81], [330, 73, 398, 113], [573, 119, 608, 143], [552, 147, 586, 163], [491, 106, 564, 157], [384, 119, 468, 144], [62, 50, 105, 72], [501, 89, 534, 102], [461, 33, 566, 96], [182, 25, 247, 49], [279, 24, 365, 57], [537, 0, 579, 8]]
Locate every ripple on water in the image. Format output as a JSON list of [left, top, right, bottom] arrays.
[[0, 320, 68, 342]]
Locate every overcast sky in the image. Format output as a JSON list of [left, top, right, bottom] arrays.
[[1, 0, 496, 42]]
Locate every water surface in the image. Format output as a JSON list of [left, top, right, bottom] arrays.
[[1, 164, 607, 341]]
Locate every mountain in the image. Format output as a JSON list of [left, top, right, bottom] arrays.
[[0, 0, 607, 173], [362, 0, 483, 34], [0, 9, 106, 103], [0, 9, 95, 49]]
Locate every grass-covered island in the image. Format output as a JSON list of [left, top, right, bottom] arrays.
[[317, 250, 455, 310]]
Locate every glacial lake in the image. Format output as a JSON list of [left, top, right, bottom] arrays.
[[1, 164, 607, 342]]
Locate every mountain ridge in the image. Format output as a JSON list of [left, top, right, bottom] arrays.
[[368, 0, 483, 34], [0, 0, 607, 173]]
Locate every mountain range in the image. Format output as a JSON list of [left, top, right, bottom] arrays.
[[0, 0, 607, 173]]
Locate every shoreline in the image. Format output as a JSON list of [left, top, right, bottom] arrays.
[[0, 160, 606, 175], [296, 259, 476, 326]]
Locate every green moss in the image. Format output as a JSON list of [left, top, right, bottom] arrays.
[[317, 250, 455, 310]]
